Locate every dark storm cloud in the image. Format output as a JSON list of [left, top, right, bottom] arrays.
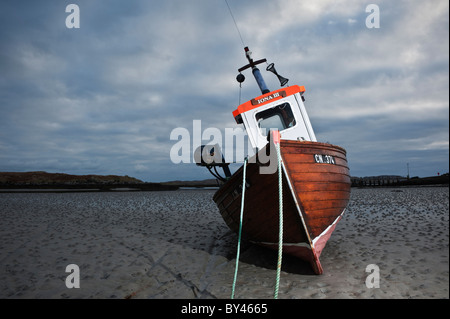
[[0, 0, 448, 181]]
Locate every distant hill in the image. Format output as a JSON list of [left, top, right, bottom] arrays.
[[0, 171, 179, 192], [161, 179, 220, 187], [0, 171, 143, 185]]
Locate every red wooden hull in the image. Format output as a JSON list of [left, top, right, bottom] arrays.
[[213, 140, 351, 274]]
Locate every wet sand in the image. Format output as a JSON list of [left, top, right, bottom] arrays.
[[0, 187, 448, 299]]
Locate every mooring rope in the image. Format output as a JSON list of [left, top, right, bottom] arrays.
[[274, 141, 283, 299], [230, 137, 284, 299], [231, 156, 248, 299]]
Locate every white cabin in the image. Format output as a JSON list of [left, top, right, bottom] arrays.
[[232, 85, 317, 151]]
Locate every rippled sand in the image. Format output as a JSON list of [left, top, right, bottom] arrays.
[[0, 187, 448, 298]]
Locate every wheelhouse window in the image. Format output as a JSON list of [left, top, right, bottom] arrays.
[[255, 102, 296, 136]]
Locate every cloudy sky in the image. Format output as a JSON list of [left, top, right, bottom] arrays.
[[0, 0, 448, 182]]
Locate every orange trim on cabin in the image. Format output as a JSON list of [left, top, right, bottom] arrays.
[[232, 85, 305, 119]]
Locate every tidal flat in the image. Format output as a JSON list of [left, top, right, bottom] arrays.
[[0, 187, 448, 299]]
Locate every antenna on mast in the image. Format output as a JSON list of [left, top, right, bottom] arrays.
[[224, 0, 245, 47], [237, 47, 270, 95]]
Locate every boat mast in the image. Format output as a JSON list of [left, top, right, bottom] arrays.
[[238, 47, 270, 95]]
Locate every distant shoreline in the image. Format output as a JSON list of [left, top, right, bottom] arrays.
[[351, 174, 449, 187], [0, 187, 221, 193], [0, 171, 178, 192], [0, 183, 179, 193], [0, 171, 447, 193]]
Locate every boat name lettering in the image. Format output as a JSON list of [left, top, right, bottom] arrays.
[[251, 91, 286, 105], [314, 154, 336, 164]]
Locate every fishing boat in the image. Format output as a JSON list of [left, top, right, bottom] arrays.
[[196, 47, 351, 274]]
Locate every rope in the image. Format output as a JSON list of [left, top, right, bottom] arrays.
[[274, 141, 283, 299], [231, 156, 248, 299], [224, 0, 246, 47], [230, 139, 283, 299]]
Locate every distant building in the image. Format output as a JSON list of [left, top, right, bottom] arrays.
[[351, 175, 407, 187]]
